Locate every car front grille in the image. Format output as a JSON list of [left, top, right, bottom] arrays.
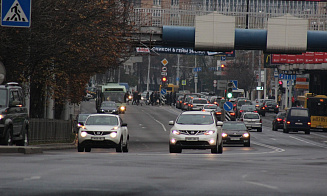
[[85, 131, 111, 136], [179, 130, 206, 135]]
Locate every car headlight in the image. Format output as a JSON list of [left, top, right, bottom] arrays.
[[222, 133, 228, 138], [204, 130, 215, 135], [0, 114, 5, 120], [243, 133, 250, 138], [80, 131, 87, 137], [111, 126, 118, 130], [110, 132, 117, 138], [172, 130, 180, 135], [112, 109, 116, 112], [120, 106, 125, 111]]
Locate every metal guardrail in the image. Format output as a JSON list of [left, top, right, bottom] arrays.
[[29, 119, 74, 143]]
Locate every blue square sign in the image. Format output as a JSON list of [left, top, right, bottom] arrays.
[[1, 0, 31, 27]]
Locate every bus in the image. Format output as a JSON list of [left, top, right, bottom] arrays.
[[297, 93, 327, 131], [159, 83, 179, 93], [96, 83, 127, 114]]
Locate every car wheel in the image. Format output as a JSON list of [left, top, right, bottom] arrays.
[[123, 137, 129, 153], [283, 128, 289, 133], [85, 147, 91, 152], [77, 143, 85, 152], [169, 145, 182, 153], [16, 129, 28, 146], [116, 137, 123, 152], [244, 140, 250, 147], [257, 128, 262, 132], [272, 124, 277, 131], [305, 130, 310, 134], [218, 141, 223, 154], [1, 128, 14, 146]]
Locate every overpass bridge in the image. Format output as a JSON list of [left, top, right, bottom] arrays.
[[131, 8, 327, 53]]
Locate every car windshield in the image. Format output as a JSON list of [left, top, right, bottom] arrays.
[[244, 114, 260, 119], [176, 114, 214, 125], [193, 99, 207, 104], [238, 100, 251, 106], [101, 102, 116, 107], [290, 109, 309, 117], [78, 114, 90, 121], [241, 105, 256, 110], [0, 89, 7, 107], [222, 123, 247, 130], [203, 105, 217, 109], [85, 116, 118, 126]]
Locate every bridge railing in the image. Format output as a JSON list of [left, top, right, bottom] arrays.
[[132, 8, 327, 31]]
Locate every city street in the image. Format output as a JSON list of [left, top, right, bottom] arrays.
[[1, 100, 327, 196]]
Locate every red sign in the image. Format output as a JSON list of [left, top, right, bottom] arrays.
[[304, 52, 315, 64], [272, 54, 280, 64], [296, 54, 304, 64], [287, 55, 296, 64], [314, 52, 324, 63]]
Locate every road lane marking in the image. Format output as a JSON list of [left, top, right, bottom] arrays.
[[246, 181, 278, 190], [24, 176, 41, 181], [289, 136, 327, 149], [144, 112, 167, 132]]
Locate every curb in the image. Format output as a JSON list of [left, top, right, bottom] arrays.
[[0, 143, 76, 154]]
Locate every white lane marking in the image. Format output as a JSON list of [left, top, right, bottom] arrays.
[[24, 176, 41, 181], [246, 181, 279, 190], [252, 141, 285, 153], [289, 136, 327, 149], [144, 112, 167, 132], [311, 132, 327, 138]]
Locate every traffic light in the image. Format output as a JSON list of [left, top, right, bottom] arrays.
[[162, 77, 167, 82], [162, 76, 167, 87], [226, 82, 233, 99], [279, 80, 284, 93]]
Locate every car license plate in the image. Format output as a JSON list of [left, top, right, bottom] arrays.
[[295, 123, 303, 125], [185, 137, 199, 141], [230, 137, 240, 140], [91, 137, 105, 141], [317, 126, 323, 128]]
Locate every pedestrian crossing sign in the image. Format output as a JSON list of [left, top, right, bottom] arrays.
[[1, 0, 31, 27]]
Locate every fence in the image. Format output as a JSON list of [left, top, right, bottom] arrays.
[[29, 118, 74, 143]]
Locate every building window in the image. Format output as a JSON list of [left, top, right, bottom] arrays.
[[153, 0, 161, 6]]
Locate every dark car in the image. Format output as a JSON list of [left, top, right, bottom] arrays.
[[283, 107, 311, 134], [75, 114, 91, 133], [272, 112, 286, 131], [202, 104, 223, 121], [253, 100, 266, 116], [0, 82, 29, 146], [238, 105, 257, 118], [236, 99, 252, 118], [97, 101, 119, 114], [265, 100, 279, 114], [175, 95, 184, 109], [222, 121, 250, 147]]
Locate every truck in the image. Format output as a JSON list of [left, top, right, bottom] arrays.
[[96, 83, 127, 114]]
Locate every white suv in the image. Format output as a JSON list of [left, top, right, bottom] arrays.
[[169, 111, 223, 154], [240, 112, 262, 132]]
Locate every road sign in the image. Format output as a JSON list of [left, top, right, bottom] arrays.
[[1, 0, 31, 27], [161, 58, 168, 66], [230, 80, 238, 90], [161, 89, 167, 95], [223, 102, 233, 112], [162, 67, 167, 72], [221, 56, 226, 61], [161, 72, 167, 76], [182, 80, 186, 85]]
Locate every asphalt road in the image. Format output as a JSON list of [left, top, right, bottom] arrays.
[[1, 100, 327, 196]]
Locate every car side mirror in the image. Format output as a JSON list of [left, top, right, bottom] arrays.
[[122, 123, 128, 127], [216, 121, 223, 126], [169, 121, 174, 125]]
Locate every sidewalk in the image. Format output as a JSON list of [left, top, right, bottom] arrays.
[[0, 142, 76, 154]]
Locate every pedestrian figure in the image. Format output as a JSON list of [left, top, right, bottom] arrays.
[[10, 4, 21, 21]]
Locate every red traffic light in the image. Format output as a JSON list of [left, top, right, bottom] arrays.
[[279, 80, 283, 85], [221, 64, 225, 68], [162, 77, 167, 82]]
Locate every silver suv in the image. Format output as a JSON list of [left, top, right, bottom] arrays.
[[240, 112, 262, 132], [169, 111, 223, 154], [0, 82, 29, 145]]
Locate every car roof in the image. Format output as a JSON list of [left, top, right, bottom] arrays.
[[243, 112, 259, 115], [88, 113, 119, 117], [181, 111, 212, 115]]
